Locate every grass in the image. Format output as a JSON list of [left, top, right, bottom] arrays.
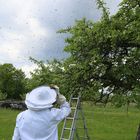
[[0, 104, 140, 140], [83, 104, 140, 140]]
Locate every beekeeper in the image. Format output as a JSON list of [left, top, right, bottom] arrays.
[[12, 85, 71, 140]]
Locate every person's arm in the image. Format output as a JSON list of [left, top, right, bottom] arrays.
[[51, 101, 71, 122], [12, 126, 20, 140], [12, 113, 22, 140], [50, 85, 71, 122]]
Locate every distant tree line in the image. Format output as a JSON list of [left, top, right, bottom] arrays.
[[0, 0, 140, 108], [0, 64, 26, 100]]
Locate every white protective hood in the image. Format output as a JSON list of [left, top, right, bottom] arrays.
[[25, 86, 57, 110]]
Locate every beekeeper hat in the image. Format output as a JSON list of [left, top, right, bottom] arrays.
[[25, 86, 57, 110]]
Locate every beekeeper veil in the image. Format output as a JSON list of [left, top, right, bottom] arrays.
[[25, 86, 57, 110]]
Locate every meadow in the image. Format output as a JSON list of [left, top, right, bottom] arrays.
[[0, 104, 140, 140]]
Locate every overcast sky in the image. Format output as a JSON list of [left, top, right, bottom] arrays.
[[0, 0, 122, 77]]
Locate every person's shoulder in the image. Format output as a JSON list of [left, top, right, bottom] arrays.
[[16, 110, 26, 121], [49, 107, 61, 115], [50, 107, 60, 112]]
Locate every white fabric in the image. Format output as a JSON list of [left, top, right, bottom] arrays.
[[25, 86, 57, 110], [12, 102, 71, 140], [57, 94, 66, 105], [50, 85, 59, 94]]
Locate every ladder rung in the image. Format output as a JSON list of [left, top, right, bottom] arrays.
[[71, 107, 76, 110], [64, 127, 72, 130], [60, 94, 90, 140], [72, 97, 79, 100], [66, 117, 74, 120]]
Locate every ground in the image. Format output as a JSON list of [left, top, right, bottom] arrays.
[[0, 104, 140, 140]]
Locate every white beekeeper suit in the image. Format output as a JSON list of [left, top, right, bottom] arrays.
[[12, 86, 71, 140]]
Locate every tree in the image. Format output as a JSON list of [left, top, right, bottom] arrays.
[[27, 58, 68, 95], [58, 0, 140, 105], [0, 64, 26, 99]]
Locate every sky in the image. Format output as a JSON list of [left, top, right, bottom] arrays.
[[0, 0, 122, 77]]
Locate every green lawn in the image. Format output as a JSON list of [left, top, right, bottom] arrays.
[[0, 104, 140, 140]]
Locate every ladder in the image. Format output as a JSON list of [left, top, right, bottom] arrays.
[[60, 93, 90, 140]]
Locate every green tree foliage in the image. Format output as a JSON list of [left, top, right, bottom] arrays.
[[58, 0, 140, 105], [26, 58, 68, 95], [0, 64, 26, 99], [0, 90, 7, 100], [10, 0, 140, 105]]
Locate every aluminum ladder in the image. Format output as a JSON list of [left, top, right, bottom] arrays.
[[60, 93, 90, 140]]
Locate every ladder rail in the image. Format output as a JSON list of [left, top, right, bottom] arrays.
[[75, 129, 80, 140], [60, 93, 90, 140], [60, 94, 73, 139], [69, 94, 80, 140], [79, 103, 90, 140]]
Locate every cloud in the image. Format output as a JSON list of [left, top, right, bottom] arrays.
[[105, 0, 122, 14], [0, 0, 122, 76], [19, 63, 38, 78], [0, 0, 53, 64]]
